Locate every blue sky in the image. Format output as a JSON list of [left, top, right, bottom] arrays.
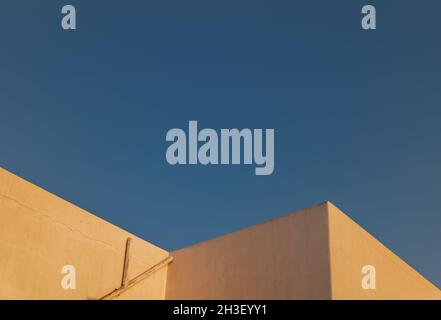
[[1, 1, 440, 288]]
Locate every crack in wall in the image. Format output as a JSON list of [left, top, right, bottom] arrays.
[[0, 192, 165, 268], [0, 192, 121, 252]]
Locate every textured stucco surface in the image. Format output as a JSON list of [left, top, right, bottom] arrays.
[[1, 167, 439, 300], [166, 203, 332, 299], [0, 168, 169, 300], [166, 202, 440, 300]]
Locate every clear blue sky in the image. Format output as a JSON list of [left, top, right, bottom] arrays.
[[1, 1, 440, 288]]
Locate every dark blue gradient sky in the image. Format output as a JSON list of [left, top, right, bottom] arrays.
[[1, 1, 440, 287]]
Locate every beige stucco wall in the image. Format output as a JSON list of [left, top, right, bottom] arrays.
[[0, 168, 170, 300], [1, 167, 439, 300], [166, 203, 332, 299], [327, 202, 441, 300], [166, 201, 440, 300]]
